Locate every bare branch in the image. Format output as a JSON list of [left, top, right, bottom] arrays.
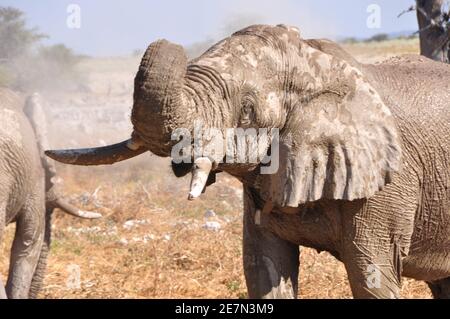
[[398, 5, 416, 18]]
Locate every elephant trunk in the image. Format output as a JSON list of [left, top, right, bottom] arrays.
[[131, 39, 194, 157], [45, 40, 214, 199], [45, 40, 196, 165]]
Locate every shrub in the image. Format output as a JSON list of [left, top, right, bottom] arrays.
[[0, 6, 84, 92], [366, 33, 389, 43], [0, 7, 46, 60]]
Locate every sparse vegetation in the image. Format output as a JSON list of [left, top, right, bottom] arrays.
[[342, 38, 419, 64], [366, 33, 390, 42], [0, 161, 430, 298], [0, 6, 85, 92], [340, 37, 359, 44], [0, 7, 46, 60]]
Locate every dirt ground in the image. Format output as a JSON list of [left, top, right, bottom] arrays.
[[0, 38, 433, 298]]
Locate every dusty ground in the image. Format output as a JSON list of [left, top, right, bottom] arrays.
[[0, 38, 432, 298]]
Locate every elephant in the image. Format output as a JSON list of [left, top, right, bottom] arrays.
[[46, 24, 450, 299], [0, 88, 101, 299]]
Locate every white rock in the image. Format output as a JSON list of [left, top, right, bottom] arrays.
[[123, 219, 148, 230], [66, 226, 101, 235], [204, 210, 216, 218], [119, 238, 128, 245], [143, 234, 155, 242], [203, 221, 221, 232], [163, 234, 171, 241]]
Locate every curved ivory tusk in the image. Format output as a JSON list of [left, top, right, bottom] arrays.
[[55, 198, 102, 219], [45, 138, 147, 166], [188, 157, 213, 200]]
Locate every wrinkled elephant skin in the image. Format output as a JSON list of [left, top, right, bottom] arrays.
[[46, 25, 450, 299]]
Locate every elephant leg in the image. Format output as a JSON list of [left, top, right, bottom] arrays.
[[341, 201, 407, 299], [0, 204, 6, 298], [28, 205, 53, 299], [343, 249, 402, 299], [0, 278, 6, 299], [6, 197, 44, 299], [427, 277, 450, 299], [243, 187, 299, 299], [0, 239, 5, 299]]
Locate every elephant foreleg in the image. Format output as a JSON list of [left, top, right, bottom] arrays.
[[0, 278, 6, 299], [243, 187, 299, 299], [343, 248, 403, 299], [427, 277, 450, 299], [6, 197, 44, 299], [0, 204, 7, 298], [0, 257, 5, 299], [341, 200, 408, 299]]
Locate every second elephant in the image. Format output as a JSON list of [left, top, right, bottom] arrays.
[[0, 89, 100, 299]]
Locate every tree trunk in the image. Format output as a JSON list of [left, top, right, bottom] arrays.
[[416, 0, 450, 63]]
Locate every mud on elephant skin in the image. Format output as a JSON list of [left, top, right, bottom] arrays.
[[0, 89, 100, 299], [46, 24, 450, 299]]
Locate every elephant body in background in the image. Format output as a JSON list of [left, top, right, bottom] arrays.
[[0, 89, 45, 299], [0, 88, 100, 299], [47, 25, 450, 299]]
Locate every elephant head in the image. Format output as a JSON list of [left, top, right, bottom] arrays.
[[46, 24, 402, 207]]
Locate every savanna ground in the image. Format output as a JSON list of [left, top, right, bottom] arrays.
[[0, 38, 433, 298]]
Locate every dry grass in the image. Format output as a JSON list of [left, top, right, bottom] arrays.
[[0, 38, 433, 299], [0, 160, 432, 299], [342, 38, 420, 63]]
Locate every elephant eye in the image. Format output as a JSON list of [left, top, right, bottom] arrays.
[[243, 102, 253, 115], [240, 95, 256, 126]]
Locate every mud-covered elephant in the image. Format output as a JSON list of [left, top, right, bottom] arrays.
[[46, 25, 450, 299], [0, 88, 100, 299]]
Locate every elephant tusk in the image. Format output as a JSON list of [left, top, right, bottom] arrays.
[[55, 198, 102, 219], [45, 138, 148, 166], [188, 157, 213, 200], [126, 137, 145, 151]]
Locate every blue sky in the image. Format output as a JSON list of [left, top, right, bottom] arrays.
[[0, 0, 419, 56]]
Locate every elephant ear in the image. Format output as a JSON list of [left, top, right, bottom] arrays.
[[262, 59, 402, 207]]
